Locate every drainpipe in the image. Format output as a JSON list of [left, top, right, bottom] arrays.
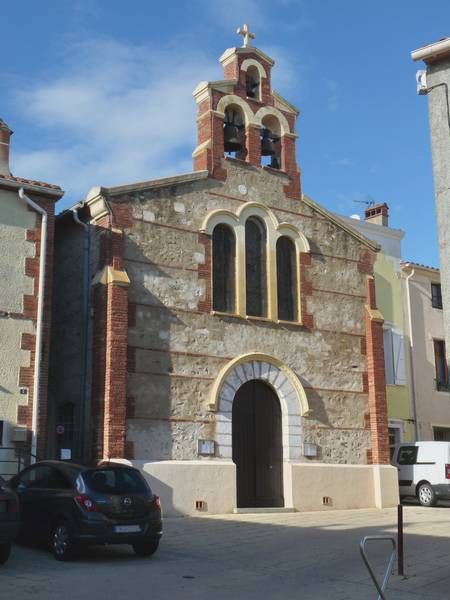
[[71, 206, 90, 463], [18, 188, 47, 463], [405, 266, 419, 440]]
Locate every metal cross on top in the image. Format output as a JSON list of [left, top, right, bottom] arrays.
[[236, 24, 255, 48]]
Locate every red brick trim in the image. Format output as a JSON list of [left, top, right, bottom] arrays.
[[125, 257, 198, 273], [197, 233, 212, 312], [364, 276, 389, 464], [103, 282, 128, 459], [16, 198, 55, 459], [128, 345, 233, 361], [358, 248, 375, 275], [133, 370, 214, 381], [90, 208, 130, 461], [206, 191, 319, 220], [111, 202, 133, 229], [311, 287, 366, 300], [300, 251, 314, 329]]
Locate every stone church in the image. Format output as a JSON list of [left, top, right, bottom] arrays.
[[50, 28, 398, 515]]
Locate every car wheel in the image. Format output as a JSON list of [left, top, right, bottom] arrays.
[[417, 482, 437, 507], [52, 521, 75, 561], [0, 543, 11, 565], [132, 538, 160, 557]]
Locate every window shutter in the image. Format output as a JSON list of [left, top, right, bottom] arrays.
[[392, 332, 406, 385], [383, 328, 395, 385]]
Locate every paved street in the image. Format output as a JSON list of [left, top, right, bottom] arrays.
[[2, 505, 450, 600]]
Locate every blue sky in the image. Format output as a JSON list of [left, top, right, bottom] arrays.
[[2, 0, 448, 266]]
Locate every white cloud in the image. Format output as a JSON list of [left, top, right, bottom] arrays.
[[10, 38, 218, 205], [334, 157, 353, 168]]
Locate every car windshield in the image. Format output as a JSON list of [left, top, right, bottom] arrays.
[[82, 468, 149, 494]]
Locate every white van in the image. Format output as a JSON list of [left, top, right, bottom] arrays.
[[392, 441, 450, 506]]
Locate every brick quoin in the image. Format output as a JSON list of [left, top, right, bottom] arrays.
[[103, 282, 128, 459], [197, 233, 212, 313], [89, 201, 131, 461], [299, 252, 314, 329], [17, 196, 57, 459], [364, 276, 390, 464]]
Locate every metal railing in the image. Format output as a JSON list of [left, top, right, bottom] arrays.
[[360, 536, 396, 600], [0, 447, 34, 479]]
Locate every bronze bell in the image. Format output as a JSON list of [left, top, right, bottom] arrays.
[[246, 76, 259, 98], [224, 124, 242, 153], [270, 156, 280, 169], [261, 128, 275, 156]]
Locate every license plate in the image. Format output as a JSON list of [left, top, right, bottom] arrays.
[[114, 524, 141, 533]]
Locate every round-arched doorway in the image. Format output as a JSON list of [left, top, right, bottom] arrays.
[[232, 380, 284, 508]]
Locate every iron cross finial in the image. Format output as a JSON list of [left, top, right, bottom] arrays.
[[236, 24, 255, 48]]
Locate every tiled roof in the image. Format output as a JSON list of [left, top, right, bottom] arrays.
[[401, 260, 440, 272], [0, 173, 63, 192]]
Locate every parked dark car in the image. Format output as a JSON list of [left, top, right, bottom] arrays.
[[0, 475, 20, 564], [9, 460, 162, 561]]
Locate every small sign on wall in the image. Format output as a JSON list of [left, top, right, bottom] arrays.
[[198, 439, 215, 456], [60, 448, 71, 460]]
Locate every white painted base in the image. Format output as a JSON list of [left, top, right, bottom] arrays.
[[111, 459, 399, 517]]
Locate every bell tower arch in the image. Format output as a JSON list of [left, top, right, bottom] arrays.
[[192, 25, 301, 199]]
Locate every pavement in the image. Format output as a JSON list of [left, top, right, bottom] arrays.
[[2, 504, 450, 600]]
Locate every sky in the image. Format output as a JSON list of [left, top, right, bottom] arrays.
[[2, 0, 448, 266]]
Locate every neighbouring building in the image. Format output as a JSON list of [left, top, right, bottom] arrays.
[[49, 28, 398, 515], [0, 119, 63, 473], [340, 204, 414, 456], [411, 38, 450, 368], [401, 262, 450, 441]]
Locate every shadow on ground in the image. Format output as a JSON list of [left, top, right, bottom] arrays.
[[3, 507, 450, 600]]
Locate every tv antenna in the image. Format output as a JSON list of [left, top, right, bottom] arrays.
[[354, 196, 375, 208]]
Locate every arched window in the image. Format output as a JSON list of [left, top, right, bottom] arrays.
[[245, 217, 267, 317], [213, 224, 236, 313], [276, 236, 297, 321]]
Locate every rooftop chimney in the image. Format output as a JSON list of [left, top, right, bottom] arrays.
[[0, 119, 13, 176], [364, 203, 389, 226]]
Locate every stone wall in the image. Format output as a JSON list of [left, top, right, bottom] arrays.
[[0, 186, 56, 459], [426, 58, 450, 365], [111, 159, 374, 464]]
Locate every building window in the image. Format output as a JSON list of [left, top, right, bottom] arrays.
[[212, 224, 236, 313], [276, 236, 297, 321], [431, 283, 442, 309], [434, 427, 450, 441], [434, 339, 449, 391], [245, 217, 267, 317]]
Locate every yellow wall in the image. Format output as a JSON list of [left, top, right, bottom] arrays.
[[374, 253, 413, 436], [374, 253, 403, 330]]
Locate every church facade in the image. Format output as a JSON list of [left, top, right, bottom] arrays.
[[50, 32, 398, 514]]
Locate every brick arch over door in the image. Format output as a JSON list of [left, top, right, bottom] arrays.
[[209, 353, 311, 461]]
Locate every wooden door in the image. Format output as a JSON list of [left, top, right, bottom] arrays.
[[232, 380, 284, 507]]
